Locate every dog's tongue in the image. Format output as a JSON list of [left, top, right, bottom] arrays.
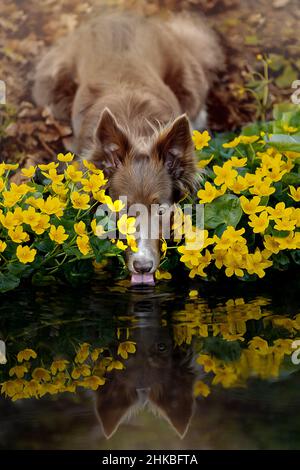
[[131, 273, 155, 286]]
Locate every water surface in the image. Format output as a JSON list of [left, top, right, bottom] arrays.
[[0, 274, 300, 450]]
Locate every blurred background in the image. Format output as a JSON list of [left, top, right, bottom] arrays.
[[0, 0, 299, 165]]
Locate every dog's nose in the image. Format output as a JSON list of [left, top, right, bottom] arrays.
[[133, 260, 153, 273]]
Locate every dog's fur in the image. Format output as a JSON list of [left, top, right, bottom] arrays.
[[95, 297, 196, 439], [33, 11, 224, 276]]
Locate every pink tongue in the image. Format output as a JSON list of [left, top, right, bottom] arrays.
[[131, 273, 155, 286]]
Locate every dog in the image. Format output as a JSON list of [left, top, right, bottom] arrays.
[[94, 296, 196, 438], [33, 11, 224, 285]]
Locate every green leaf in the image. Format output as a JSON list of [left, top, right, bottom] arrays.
[[0, 272, 20, 293], [265, 134, 300, 152], [275, 65, 298, 89], [32, 272, 57, 286], [204, 194, 243, 229]]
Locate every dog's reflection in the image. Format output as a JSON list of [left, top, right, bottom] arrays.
[[95, 296, 195, 439]]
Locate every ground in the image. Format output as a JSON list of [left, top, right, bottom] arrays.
[[0, 0, 299, 166]]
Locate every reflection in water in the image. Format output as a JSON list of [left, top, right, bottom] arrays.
[[0, 277, 300, 449]]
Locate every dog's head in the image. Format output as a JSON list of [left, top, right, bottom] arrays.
[[90, 108, 197, 284]]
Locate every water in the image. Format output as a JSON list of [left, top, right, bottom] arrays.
[[0, 273, 300, 450]]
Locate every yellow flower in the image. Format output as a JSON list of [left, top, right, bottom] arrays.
[[126, 235, 138, 252], [21, 166, 36, 178], [25, 196, 43, 209], [214, 226, 246, 250], [49, 225, 69, 244], [31, 214, 50, 235], [51, 183, 68, 196], [57, 152, 74, 162], [74, 221, 87, 236], [117, 214, 136, 235], [65, 164, 83, 182], [93, 189, 107, 203], [75, 343, 90, 364], [12, 207, 24, 225], [197, 181, 225, 203], [91, 219, 106, 237], [189, 290, 198, 298], [105, 196, 125, 212], [227, 175, 249, 194], [107, 359, 125, 372], [17, 349, 37, 363], [228, 156, 248, 167], [224, 252, 245, 277], [50, 360, 69, 375], [42, 168, 64, 185], [267, 202, 293, 220], [16, 245, 37, 264], [32, 368, 51, 382], [38, 162, 58, 171], [8, 226, 30, 243], [213, 161, 237, 187], [71, 191, 90, 210], [223, 135, 259, 148], [0, 240, 7, 252], [197, 155, 214, 169], [22, 206, 39, 226], [78, 375, 105, 390], [246, 249, 272, 278], [289, 185, 300, 202], [9, 365, 28, 378], [1, 163, 19, 173], [282, 124, 298, 133], [91, 347, 104, 362], [274, 217, 296, 232], [2, 190, 22, 208], [249, 178, 275, 196], [263, 235, 281, 254], [1, 379, 24, 398], [116, 240, 127, 250], [155, 270, 172, 280], [212, 366, 238, 388], [194, 380, 211, 398], [248, 336, 269, 355], [71, 364, 91, 379], [117, 341, 136, 359], [76, 235, 91, 255], [192, 130, 211, 150], [81, 173, 107, 192], [37, 195, 65, 217], [275, 232, 299, 250], [248, 211, 269, 233], [196, 354, 216, 373]]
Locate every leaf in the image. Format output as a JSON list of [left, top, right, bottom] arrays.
[[90, 238, 114, 263], [275, 64, 298, 89], [0, 272, 20, 293], [266, 134, 300, 152], [32, 272, 57, 286], [204, 194, 243, 229]]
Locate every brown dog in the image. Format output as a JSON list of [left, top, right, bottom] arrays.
[[33, 11, 223, 284]]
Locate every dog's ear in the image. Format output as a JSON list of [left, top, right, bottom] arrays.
[[95, 377, 138, 439], [155, 114, 197, 199], [95, 108, 131, 170], [149, 368, 195, 438]]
